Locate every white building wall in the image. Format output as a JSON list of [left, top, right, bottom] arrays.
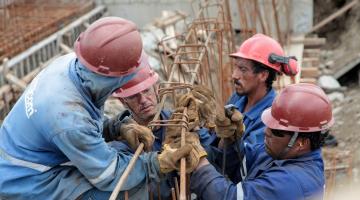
[[97, 0, 313, 34]]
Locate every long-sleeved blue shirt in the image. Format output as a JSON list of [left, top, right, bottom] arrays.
[[208, 89, 276, 182], [227, 89, 276, 145], [0, 53, 160, 200], [191, 143, 325, 200]]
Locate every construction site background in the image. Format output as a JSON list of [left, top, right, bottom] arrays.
[[1, 0, 360, 199]]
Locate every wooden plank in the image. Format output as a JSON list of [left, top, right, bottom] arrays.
[[300, 77, 317, 84], [301, 67, 320, 78], [308, 0, 358, 33], [303, 48, 320, 57], [153, 10, 187, 28], [334, 56, 360, 79], [303, 38, 326, 48], [302, 57, 320, 68], [291, 37, 326, 47]]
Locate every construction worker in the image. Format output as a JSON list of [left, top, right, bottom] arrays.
[[0, 17, 195, 200], [111, 65, 215, 150], [208, 33, 298, 182], [191, 83, 334, 200], [226, 33, 298, 145], [110, 63, 214, 199]]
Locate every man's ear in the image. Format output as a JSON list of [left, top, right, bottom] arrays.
[[297, 138, 310, 151], [258, 70, 269, 83]]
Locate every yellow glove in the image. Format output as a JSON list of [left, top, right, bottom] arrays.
[[163, 132, 207, 173], [164, 105, 200, 145], [118, 118, 155, 152], [157, 143, 192, 173]]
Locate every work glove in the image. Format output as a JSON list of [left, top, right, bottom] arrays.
[[176, 85, 217, 129], [164, 106, 199, 145], [157, 143, 193, 173], [175, 94, 200, 130], [163, 132, 207, 173], [191, 85, 217, 129], [118, 118, 155, 152], [215, 109, 245, 144]]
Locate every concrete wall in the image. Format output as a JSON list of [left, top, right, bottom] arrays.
[[97, 0, 313, 34], [291, 0, 313, 34], [97, 0, 195, 29]]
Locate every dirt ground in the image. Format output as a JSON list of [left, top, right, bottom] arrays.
[[325, 84, 360, 191], [314, 0, 360, 76], [314, 0, 360, 193]]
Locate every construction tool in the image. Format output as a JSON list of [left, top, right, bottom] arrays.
[[222, 104, 243, 176], [109, 143, 144, 200]]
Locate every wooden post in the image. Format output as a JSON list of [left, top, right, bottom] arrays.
[[109, 143, 144, 200]]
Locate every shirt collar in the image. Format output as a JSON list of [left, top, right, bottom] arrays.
[[273, 148, 323, 166], [237, 88, 276, 121]]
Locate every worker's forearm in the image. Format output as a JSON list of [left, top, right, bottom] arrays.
[[190, 160, 237, 200]]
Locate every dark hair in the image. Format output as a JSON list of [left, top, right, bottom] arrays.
[[251, 60, 277, 91], [298, 131, 329, 150], [274, 129, 329, 151]]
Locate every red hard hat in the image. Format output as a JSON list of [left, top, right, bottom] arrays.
[[74, 17, 143, 77], [230, 34, 298, 76], [113, 52, 159, 98], [262, 83, 334, 132]]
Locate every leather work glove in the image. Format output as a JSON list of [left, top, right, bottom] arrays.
[[118, 118, 155, 152], [157, 143, 193, 173], [164, 132, 207, 173], [215, 109, 245, 144], [164, 106, 199, 145], [191, 85, 217, 129], [176, 94, 200, 131]]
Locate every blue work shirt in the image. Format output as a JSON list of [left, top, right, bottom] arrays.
[[191, 143, 325, 200], [0, 53, 160, 200], [228, 89, 276, 145], [208, 89, 276, 182]]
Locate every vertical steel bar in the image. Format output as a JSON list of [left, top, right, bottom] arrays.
[[179, 107, 188, 200]]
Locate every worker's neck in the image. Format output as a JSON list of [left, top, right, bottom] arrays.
[[132, 115, 153, 126], [244, 86, 268, 112]]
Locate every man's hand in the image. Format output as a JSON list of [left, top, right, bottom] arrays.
[[191, 85, 217, 129], [215, 109, 245, 144], [157, 143, 193, 173], [118, 118, 155, 152], [175, 85, 218, 130], [176, 95, 200, 131], [163, 132, 207, 173]]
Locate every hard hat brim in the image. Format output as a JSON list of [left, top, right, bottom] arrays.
[[113, 72, 158, 98], [261, 107, 335, 133], [229, 52, 250, 60]]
